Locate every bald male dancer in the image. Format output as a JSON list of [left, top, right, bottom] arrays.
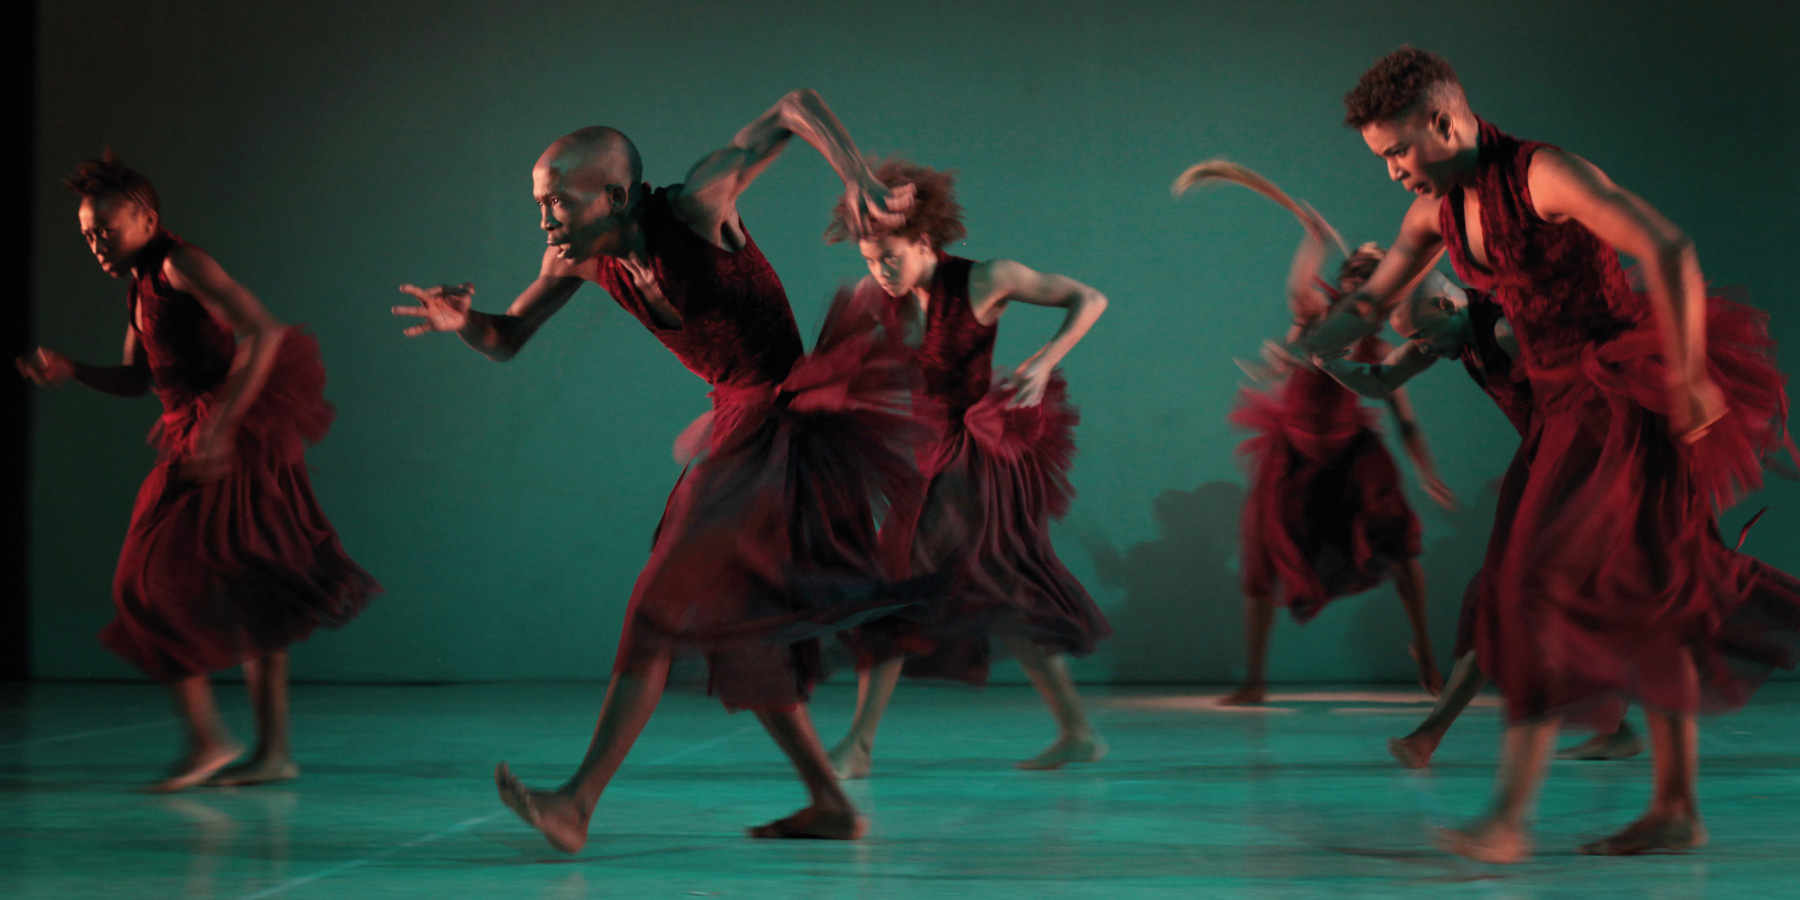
[[395, 91, 922, 851]]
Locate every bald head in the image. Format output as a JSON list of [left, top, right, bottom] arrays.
[[1390, 271, 1471, 358], [533, 127, 645, 263], [537, 126, 643, 196]]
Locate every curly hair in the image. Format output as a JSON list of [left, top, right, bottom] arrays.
[[825, 157, 965, 249], [62, 149, 160, 214], [1343, 47, 1465, 129], [1335, 242, 1386, 293]]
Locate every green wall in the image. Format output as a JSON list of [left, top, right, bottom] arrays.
[[30, 0, 1799, 682]]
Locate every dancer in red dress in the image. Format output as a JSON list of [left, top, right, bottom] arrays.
[[1179, 165, 1451, 705], [18, 152, 378, 791], [821, 161, 1111, 777], [1298, 48, 1800, 861], [394, 92, 926, 850], [1320, 274, 1648, 767]]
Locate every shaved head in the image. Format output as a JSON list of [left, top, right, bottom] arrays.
[[1390, 271, 1472, 358], [533, 127, 645, 263], [538, 127, 642, 196]]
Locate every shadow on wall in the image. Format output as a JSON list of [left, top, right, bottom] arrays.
[[1343, 478, 1504, 678], [1080, 481, 1247, 683]]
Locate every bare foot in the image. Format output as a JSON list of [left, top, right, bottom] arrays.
[[828, 738, 872, 781], [1389, 733, 1441, 769], [1556, 726, 1645, 761], [1412, 644, 1444, 697], [1218, 684, 1266, 706], [1578, 815, 1707, 856], [495, 763, 590, 854], [146, 742, 243, 793], [1433, 820, 1533, 864], [746, 805, 867, 840], [1016, 733, 1107, 770], [208, 756, 300, 787]]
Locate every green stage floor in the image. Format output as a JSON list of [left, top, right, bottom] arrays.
[[3, 681, 1796, 899]]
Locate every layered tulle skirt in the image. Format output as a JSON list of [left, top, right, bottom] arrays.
[[1232, 374, 1422, 622], [102, 329, 379, 680], [842, 373, 1109, 683], [1467, 294, 1800, 728]]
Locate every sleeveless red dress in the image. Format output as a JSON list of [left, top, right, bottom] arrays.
[[842, 254, 1108, 682], [1447, 121, 1800, 728], [1233, 335, 1423, 621], [100, 232, 378, 680], [591, 186, 930, 710]]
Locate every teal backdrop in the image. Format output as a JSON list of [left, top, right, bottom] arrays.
[[28, 0, 1799, 683]]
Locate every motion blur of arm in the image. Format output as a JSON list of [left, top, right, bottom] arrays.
[[1384, 379, 1456, 510], [1296, 196, 1445, 358], [1525, 147, 1721, 440], [159, 245, 287, 478], [968, 259, 1108, 408], [16, 325, 151, 397], [1316, 341, 1438, 399]]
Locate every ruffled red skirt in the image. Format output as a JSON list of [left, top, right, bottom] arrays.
[[1468, 294, 1800, 729], [842, 374, 1109, 683], [1233, 377, 1422, 622], [613, 294, 937, 710], [102, 329, 379, 680]]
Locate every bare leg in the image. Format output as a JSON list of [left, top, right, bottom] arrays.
[[1390, 651, 1486, 768], [828, 656, 902, 780], [1557, 717, 1646, 761], [1221, 592, 1274, 705], [1005, 634, 1106, 770], [747, 704, 867, 839], [495, 655, 671, 853], [1579, 710, 1707, 855], [1392, 560, 1443, 695], [211, 652, 299, 786], [1435, 717, 1560, 864], [150, 676, 242, 792]]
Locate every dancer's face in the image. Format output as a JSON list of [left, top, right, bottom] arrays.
[[1362, 110, 1461, 198], [858, 234, 936, 297], [78, 195, 159, 278], [533, 162, 631, 263], [1391, 272, 1469, 359]]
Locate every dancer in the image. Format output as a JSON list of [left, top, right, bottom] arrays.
[[823, 160, 1111, 777], [1177, 163, 1451, 706], [18, 151, 378, 791], [1308, 269, 1643, 766], [1298, 47, 1800, 861], [394, 91, 927, 850]]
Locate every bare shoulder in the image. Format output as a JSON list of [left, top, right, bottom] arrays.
[[1401, 192, 1445, 236]]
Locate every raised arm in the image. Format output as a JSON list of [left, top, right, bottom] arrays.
[[969, 259, 1109, 407], [394, 247, 584, 362], [17, 324, 152, 397], [1295, 196, 1445, 358], [1525, 147, 1720, 438], [671, 89, 911, 247]]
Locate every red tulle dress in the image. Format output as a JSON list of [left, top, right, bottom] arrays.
[[1234, 336, 1423, 622], [101, 232, 378, 680], [591, 186, 930, 710], [1449, 121, 1800, 728], [842, 254, 1109, 683]]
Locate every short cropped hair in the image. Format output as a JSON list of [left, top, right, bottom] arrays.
[[1343, 47, 1466, 129], [62, 149, 160, 214]]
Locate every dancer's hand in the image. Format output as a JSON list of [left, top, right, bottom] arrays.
[[16, 347, 74, 387], [844, 177, 915, 238], [1419, 471, 1458, 511], [1004, 356, 1053, 408], [180, 420, 236, 482], [1669, 374, 1728, 444], [394, 283, 475, 336]]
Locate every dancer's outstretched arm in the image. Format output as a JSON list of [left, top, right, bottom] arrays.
[[17, 325, 150, 397]]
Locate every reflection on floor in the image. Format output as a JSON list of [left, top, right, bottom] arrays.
[[3, 681, 1796, 899]]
